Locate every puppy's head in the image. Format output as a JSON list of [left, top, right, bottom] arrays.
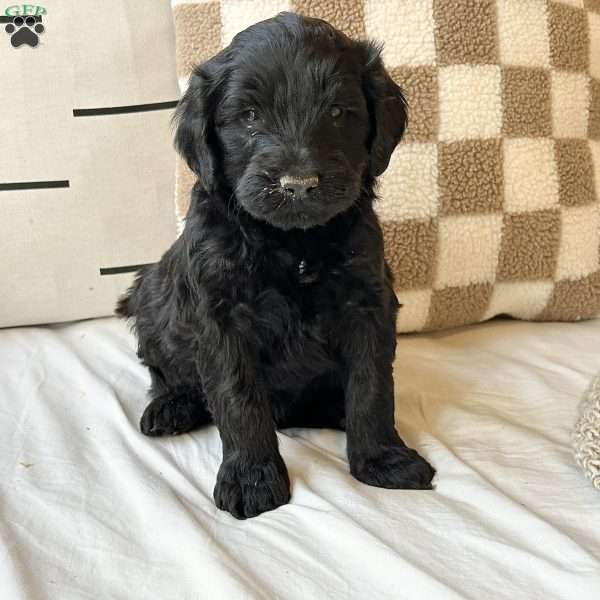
[[174, 13, 407, 230]]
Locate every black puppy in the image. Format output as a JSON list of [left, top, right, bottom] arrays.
[[118, 13, 435, 519]]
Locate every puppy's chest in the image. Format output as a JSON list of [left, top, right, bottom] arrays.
[[268, 249, 372, 320], [274, 250, 344, 298], [294, 257, 322, 286]]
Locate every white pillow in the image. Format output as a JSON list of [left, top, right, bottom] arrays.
[[0, 0, 180, 327]]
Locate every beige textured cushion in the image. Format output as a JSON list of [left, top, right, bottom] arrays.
[[0, 0, 180, 328], [574, 375, 600, 490], [171, 0, 600, 333]]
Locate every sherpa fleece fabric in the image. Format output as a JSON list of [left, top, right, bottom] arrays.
[[171, 0, 600, 333], [574, 374, 600, 490]]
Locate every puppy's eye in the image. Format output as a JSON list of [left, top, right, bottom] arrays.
[[330, 105, 344, 119], [244, 109, 258, 123]]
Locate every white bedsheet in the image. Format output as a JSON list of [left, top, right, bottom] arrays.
[[1, 317, 600, 599]]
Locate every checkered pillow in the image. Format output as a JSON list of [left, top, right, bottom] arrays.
[[171, 0, 600, 333]]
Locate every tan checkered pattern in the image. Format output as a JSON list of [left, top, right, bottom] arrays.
[[171, 0, 600, 332]]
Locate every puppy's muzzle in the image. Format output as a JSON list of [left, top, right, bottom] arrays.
[[280, 174, 319, 198]]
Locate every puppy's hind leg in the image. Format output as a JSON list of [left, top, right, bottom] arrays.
[[140, 367, 212, 437]]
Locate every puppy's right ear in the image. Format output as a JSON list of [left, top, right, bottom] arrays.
[[173, 51, 229, 194]]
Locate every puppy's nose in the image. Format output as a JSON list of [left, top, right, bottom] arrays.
[[280, 175, 319, 197]]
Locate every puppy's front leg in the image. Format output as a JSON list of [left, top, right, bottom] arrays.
[[205, 348, 290, 519], [343, 320, 435, 490]]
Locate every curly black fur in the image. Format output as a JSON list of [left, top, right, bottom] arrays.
[[118, 13, 435, 519]]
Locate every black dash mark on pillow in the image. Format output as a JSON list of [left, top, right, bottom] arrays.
[[100, 264, 153, 276], [0, 180, 69, 191], [73, 101, 178, 117]]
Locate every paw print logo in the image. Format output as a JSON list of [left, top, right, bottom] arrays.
[[5, 16, 44, 48]]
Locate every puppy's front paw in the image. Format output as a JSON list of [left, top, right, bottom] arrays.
[[350, 445, 435, 490], [214, 453, 291, 519]]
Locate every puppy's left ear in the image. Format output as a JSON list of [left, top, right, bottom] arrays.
[[359, 42, 408, 177]]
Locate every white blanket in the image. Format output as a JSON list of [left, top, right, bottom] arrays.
[[1, 317, 600, 599]]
